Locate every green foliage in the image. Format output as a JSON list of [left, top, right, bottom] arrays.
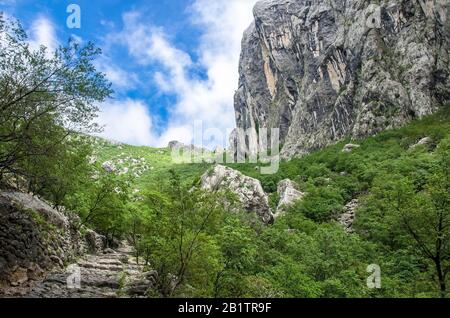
[[291, 185, 344, 222], [2, 13, 449, 298], [0, 15, 111, 184]]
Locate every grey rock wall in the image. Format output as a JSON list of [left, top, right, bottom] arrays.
[[0, 191, 105, 290], [234, 0, 449, 158]]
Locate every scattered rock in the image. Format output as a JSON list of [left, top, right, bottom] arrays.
[[84, 230, 106, 253], [200, 165, 274, 224], [102, 161, 116, 173], [9, 268, 28, 287], [338, 199, 359, 232], [342, 144, 360, 153], [410, 137, 433, 149], [275, 179, 304, 218], [88, 156, 97, 164]]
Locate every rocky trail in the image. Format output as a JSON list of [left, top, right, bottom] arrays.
[[19, 244, 156, 298]]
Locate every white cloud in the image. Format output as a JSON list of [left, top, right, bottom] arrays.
[[96, 99, 157, 146], [99, 0, 258, 148], [100, 19, 115, 28], [96, 57, 140, 91], [28, 16, 58, 54]]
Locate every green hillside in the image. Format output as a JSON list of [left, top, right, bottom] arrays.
[[81, 105, 449, 298]]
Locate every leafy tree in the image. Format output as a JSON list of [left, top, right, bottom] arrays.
[[139, 170, 229, 297], [213, 217, 258, 297], [68, 172, 130, 237], [392, 139, 450, 297], [0, 14, 111, 182], [23, 136, 92, 209]]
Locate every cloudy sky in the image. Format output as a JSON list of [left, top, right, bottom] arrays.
[[0, 0, 258, 147]]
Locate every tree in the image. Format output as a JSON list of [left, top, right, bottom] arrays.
[[392, 139, 450, 297], [213, 217, 258, 298], [140, 170, 226, 297], [67, 172, 130, 237], [0, 14, 111, 182], [23, 135, 92, 209], [356, 137, 450, 297]]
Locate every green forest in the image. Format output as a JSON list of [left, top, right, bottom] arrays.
[[1, 15, 449, 298]]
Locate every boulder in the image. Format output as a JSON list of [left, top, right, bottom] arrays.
[[200, 165, 273, 224], [275, 179, 304, 218], [84, 229, 106, 253], [9, 267, 28, 287], [101, 161, 116, 173], [410, 137, 433, 149], [342, 144, 361, 153]]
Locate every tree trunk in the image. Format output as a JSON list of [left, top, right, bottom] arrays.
[[434, 258, 447, 298]]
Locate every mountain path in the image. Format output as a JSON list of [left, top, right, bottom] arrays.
[[23, 244, 155, 298]]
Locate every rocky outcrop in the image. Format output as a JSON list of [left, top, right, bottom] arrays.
[[338, 199, 359, 232], [0, 191, 105, 292], [233, 0, 449, 159], [275, 179, 304, 217], [200, 165, 274, 224]]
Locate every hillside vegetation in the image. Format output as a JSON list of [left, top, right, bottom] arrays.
[[81, 105, 449, 298], [1, 15, 448, 298]]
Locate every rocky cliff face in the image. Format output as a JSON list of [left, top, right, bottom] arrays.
[[234, 0, 449, 158]]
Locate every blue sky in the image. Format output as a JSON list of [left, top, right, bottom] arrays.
[[0, 0, 258, 147]]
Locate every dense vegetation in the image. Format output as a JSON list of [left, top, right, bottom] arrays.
[[1, 15, 448, 298]]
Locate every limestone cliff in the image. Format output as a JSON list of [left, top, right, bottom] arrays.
[[233, 0, 449, 158]]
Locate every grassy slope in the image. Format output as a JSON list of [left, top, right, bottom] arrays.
[[91, 140, 212, 191], [93, 104, 450, 204]]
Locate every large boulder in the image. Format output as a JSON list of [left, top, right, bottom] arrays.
[[410, 136, 433, 149], [275, 179, 305, 218], [200, 165, 274, 224]]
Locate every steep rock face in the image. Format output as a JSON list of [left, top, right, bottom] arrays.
[[234, 0, 449, 158], [200, 165, 274, 224], [0, 191, 105, 290]]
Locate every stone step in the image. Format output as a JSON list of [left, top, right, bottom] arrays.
[[77, 262, 124, 272], [24, 245, 152, 298]]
